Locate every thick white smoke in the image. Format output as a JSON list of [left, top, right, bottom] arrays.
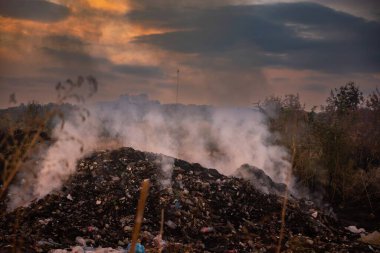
[[33, 94, 290, 198]]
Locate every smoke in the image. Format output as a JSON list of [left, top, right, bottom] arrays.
[[35, 112, 101, 197], [158, 156, 175, 189], [30, 94, 291, 199]]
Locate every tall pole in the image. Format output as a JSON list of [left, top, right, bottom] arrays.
[[175, 69, 180, 159], [176, 69, 179, 104]]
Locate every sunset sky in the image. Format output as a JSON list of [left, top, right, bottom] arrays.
[[0, 0, 379, 108]]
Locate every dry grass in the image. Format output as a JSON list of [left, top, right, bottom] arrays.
[[276, 136, 296, 253]]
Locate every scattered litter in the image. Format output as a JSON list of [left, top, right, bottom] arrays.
[[153, 235, 167, 250], [87, 226, 98, 232], [38, 218, 52, 225], [123, 226, 133, 232], [359, 231, 380, 246], [75, 236, 86, 247], [346, 225, 366, 234], [111, 176, 120, 182], [165, 220, 177, 229], [127, 242, 145, 253], [0, 147, 378, 252], [200, 227, 215, 233]]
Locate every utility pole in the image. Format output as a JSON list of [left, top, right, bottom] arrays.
[[176, 69, 180, 104], [175, 68, 180, 159]]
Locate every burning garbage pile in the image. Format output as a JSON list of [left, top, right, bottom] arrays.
[[0, 147, 379, 252]]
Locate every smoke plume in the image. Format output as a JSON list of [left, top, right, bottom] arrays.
[[26, 94, 291, 202]]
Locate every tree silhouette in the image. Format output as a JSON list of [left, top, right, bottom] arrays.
[[326, 82, 363, 114]]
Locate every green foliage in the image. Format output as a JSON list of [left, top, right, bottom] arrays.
[[326, 81, 364, 114]]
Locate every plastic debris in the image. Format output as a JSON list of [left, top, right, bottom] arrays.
[[346, 225, 366, 234], [123, 226, 133, 232], [165, 220, 177, 229], [153, 235, 167, 250], [127, 242, 145, 253], [75, 236, 86, 247], [359, 231, 380, 246], [200, 227, 215, 233]]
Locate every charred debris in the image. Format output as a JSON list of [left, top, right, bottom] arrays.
[[0, 147, 379, 252]]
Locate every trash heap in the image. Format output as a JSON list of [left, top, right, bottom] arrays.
[[0, 147, 378, 252]]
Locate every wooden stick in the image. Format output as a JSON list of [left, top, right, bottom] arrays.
[[129, 179, 150, 253], [160, 209, 164, 236], [158, 209, 165, 253]]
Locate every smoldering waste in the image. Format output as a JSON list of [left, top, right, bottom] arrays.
[[0, 147, 378, 252]]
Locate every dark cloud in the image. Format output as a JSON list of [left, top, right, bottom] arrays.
[[0, 0, 70, 22], [112, 64, 164, 78], [45, 35, 87, 49], [42, 46, 164, 78], [41, 35, 164, 80], [129, 2, 380, 74], [42, 47, 97, 65], [42, 35, 104, 66]]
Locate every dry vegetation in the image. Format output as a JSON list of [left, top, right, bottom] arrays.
[[0, 80, 379, 251], [1, 80, 379, 211], [0, 76, 97, 207], [261, 82, 380, 213]]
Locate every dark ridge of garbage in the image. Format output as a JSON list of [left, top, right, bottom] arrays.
[[0, 147, 378, 252], [234, 164, 287, 195]]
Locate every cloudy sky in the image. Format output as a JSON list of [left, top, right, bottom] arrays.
[[0, 0, 379, 108]]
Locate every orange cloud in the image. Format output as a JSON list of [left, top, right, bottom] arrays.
[[86, 0, 130, 14]]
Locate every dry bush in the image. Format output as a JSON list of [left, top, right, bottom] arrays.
[[0, 76, 97, 207]]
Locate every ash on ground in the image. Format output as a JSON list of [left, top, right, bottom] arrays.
[[0, 147, 379, 252]]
